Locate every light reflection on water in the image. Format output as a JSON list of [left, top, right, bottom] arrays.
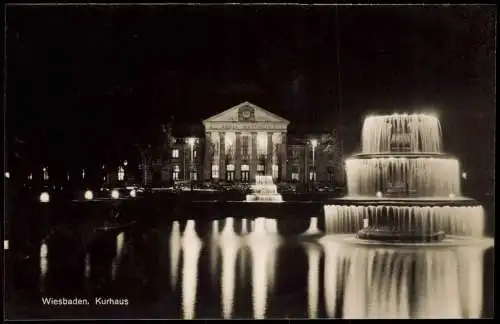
[[33, 218, 492, 319]]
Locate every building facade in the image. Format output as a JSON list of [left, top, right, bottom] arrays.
[[109, 101, 344, 186]]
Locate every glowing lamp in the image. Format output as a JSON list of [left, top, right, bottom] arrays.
[[4, 240, 9, 250], [130, 189, 136, 198], [5, 171, 10, 179], [123, 160, 128, 166], [40, 192, 50, 203], [310, 139, 318, 148], [376, 191, 383, 198], [461, 172, 467, 180], [84, 190, 93, 200], [111, 189, 120, 199]]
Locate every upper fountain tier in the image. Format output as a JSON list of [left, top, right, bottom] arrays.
[[362, 114, 442, 154]]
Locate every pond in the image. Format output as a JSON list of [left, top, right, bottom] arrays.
[[5, 216, 494, 320]]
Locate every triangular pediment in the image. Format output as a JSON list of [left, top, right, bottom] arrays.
[[203, 101, 289, 124]]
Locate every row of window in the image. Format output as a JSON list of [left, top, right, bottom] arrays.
[[172, 149, 198, 159]]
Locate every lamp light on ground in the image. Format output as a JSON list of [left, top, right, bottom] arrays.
[[40, 192, 50, 203], [376, 191, 383, 198], [5, 171, 10, 179], [461, 172, 467, 180], [84, 190, 93, 200], [111, 189, 119, 199], [130, 189, 136, 198]]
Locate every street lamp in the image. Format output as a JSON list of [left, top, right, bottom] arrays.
[[310, 139, 318, 182], [185, 137, 197, 182]]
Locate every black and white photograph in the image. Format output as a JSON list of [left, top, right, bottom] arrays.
[[4, 3, 495, 320]]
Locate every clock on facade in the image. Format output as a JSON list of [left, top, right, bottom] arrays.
[[239, 107, 254, 121]]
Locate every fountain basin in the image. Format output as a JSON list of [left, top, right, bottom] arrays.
[[320, 233, 494, 250], [357, 226, 445, 243], [329, 196, 480, 207]]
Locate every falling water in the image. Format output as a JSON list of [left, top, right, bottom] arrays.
[[362, 114, 442, 153], [345, 157, 461, 197], [252, 218, 268, 235], [170, 221, 182, 290], [324, 205, 485, 237], [319, 237, 488, 319], [210, 220, 220, 288], [246, 175, 283, 202], [181, 222, 203, 320]]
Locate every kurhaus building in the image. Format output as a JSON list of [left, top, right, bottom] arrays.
[[114, 101, 344, 186]]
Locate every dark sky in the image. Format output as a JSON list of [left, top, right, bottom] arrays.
[[5, 4, 496, 184]]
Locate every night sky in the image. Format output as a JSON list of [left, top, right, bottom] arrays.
[[5, 4, 496, 188]]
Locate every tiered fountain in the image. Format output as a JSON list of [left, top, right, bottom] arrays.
[[324, 113, 493, 244], [246, 175, 283, 203]]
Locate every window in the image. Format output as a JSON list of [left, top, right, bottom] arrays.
[[242, 136, 249, 157], [172, 149, 179, 158], [272, 165, 279, 179], [173, 165, 180, 180], [190, 171, 197, 181], [211, 165, 219, 179], [309, 171, 316, 181], [241, 164, 250, 182], [292, 172, 300, 181], [226, 164, 235, 171], [257, 164, 265, 175], [118, 167, 125, 181], [193, 150, 197, 159], [226, 164, 235, 181]]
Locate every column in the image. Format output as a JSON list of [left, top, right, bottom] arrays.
[[266, 132, 273, 176], [281, 131, 287, 182], [219, 132, 226, 181], [203, 132, 212, 181], [250, 132, 257, 181], [304, 144, 309, 183], [235, 132, 241, 181]]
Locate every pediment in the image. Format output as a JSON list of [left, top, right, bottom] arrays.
[[203, 101, 289, 124]]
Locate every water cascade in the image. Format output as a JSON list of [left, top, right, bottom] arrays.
[[170, 221, 182, 290], [325, 113, 491, 242], [246, 175, 283, 202]]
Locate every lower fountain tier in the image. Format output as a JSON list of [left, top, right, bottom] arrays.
[[357, 226, 446, 243], [324, 200, 485, 237], [345, 154, 461, 197], [245, 194, 283, 202]]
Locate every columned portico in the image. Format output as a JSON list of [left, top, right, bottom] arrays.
[[202, 101, 289, 182]]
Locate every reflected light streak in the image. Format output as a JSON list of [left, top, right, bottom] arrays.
[[169, 221, 182, 290], [210, 220, 220, 287], [111, 232, 125, 281], [302, 243, 322, 318], [39, 241, 48, 292], [241, 218, 248, 234], [219, 228, 242, 319], [84, 253, 91, 278], [181, 224, 203, 320], [247, 235, 281, 319], [320, 240, 343, 318]]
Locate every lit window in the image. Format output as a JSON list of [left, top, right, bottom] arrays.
[[173, 165, 180, 180], [272, 165, 279, 179], [172, 149, 179, 158], [292, 173, 300, 181], [190, 171, 197, 181], [309, 171, 316, 181], [118, 166, 125, 181], [211, 164, 219, 179], [241, 164, 249, 171], [226, 164, 235, 171], [257, 165, 264, 171]]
